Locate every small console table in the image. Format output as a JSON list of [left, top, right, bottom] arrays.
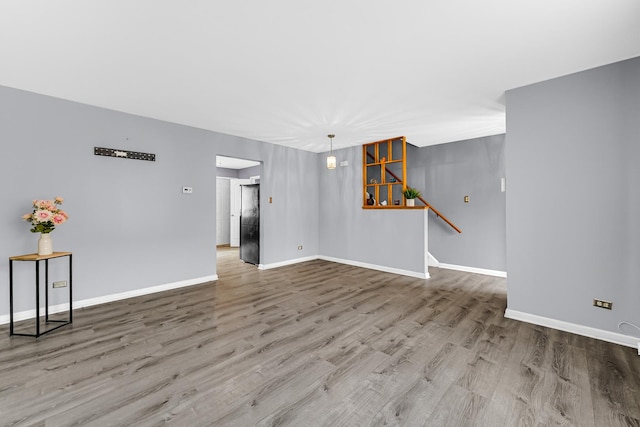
[[9, 252, 73, 337]]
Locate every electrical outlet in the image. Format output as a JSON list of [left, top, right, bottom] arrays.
[[593, 298, 613, 310], [297, 245, 303, 250], [53, 281, 67, 288], [182, 187, 193, 194]]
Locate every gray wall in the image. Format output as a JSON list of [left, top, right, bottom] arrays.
[[407, 135, 506, 271], [216, 167, 239, 179], [505, 56, 640, 333], [318, 146, 428, 276], [238, 165, 261, 179], [0, 86, 319, 316]]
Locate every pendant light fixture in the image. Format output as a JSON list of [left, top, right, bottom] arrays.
[[326, 134, 337, 170]]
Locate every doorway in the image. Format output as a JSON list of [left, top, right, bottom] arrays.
[[216, 155, 261, 266]]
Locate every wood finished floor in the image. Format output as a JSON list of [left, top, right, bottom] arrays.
[[1, 247, 639, 426]]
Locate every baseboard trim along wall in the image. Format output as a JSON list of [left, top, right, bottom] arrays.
[[260, 255, 429, 279], [437, 262, 507, 278], [258, 256, 318, 270], [318, 255, 430, 279], [0, 274, 219, 325], [427, 252, 440, 268], [505, 308, 639, 349], [258, 254, 508, 281]]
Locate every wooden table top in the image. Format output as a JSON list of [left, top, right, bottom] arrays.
[[9, 252, 72, 261]]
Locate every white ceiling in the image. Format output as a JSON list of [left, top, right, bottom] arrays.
[[1, 1, 639, 153]]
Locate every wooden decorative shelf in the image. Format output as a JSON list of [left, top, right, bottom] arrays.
[[362, 136, 409, 208]]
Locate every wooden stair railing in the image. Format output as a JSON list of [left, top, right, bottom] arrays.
[[366, 151, 462, 234]]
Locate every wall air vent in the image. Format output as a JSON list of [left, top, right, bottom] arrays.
[[94, 147, 156, 162]]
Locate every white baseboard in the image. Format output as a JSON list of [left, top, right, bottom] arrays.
[[260, 255, 429, 279], [437, 262, 507, 278], [0, 274, 218, 325], [505, 308, 639, 349], [427, 252, 439, 267], [318, 255, 429, 279], [258, 256, 318, 270]]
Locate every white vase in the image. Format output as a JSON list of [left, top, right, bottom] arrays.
[[38, 233, 53, 256], [406, 198, 415, 207]]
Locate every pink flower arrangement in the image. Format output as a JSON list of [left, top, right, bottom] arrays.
[[22, 196, 68, 234]]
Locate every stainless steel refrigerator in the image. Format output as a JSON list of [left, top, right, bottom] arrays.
[[240, 184, 260, 265]]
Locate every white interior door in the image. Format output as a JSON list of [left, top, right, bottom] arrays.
[[230, 179, 251, 247]]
